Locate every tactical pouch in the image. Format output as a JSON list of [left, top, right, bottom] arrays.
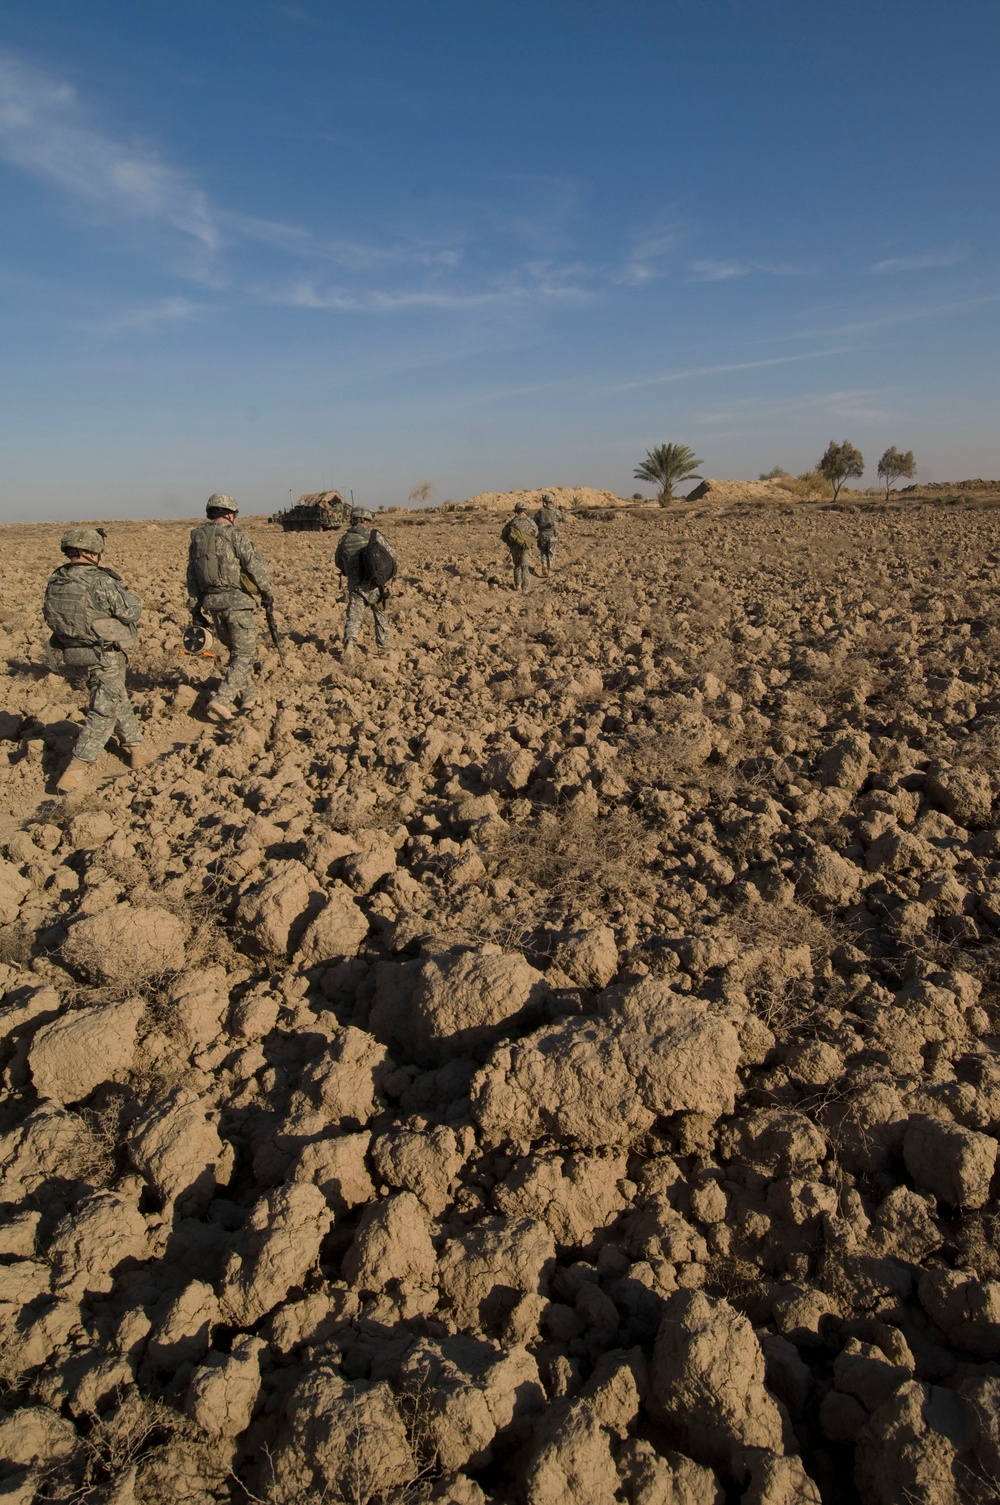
[[60, 644, 100, 667], [90, 616, 136, 650]]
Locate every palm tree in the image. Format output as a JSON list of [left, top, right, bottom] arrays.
[[634, 443, 704, 504]]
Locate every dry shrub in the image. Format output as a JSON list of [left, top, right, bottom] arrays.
[[623, 726, 711, 789], [731, 897, 833, 958], [61, 941, 179, 1008], [96, 847, 148, 895], [0, 1324, 31, 1397], [774, 470, 834, 500], [818, 1087, 880, 1173], [487, 803, 656, 915], [452, 900, 548, 957], [704, 1251, 770, 1319], [16, 1390, 183, 1501], [78, 1089, 133, 1186], [241, 1381, 436, 1505], [75, 1391, 183, 1497], [744, 973, 822, 1039], [68, 866, 233, 1003], [124, 1036, 190, 1112], [158, 872, 237, 976], [0, 921, 34, 969], [71, 1120, 120, 1191], [950, 1210, 1000, 1283], [799, 649, 885, 706]]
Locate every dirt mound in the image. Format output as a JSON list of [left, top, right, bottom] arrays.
[[685, 477, 817, 504], [900, 478, 1000, 494], [3, 504, 1000, 1502], [462, 485, 633, 511]]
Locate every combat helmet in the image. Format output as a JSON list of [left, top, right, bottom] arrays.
[[60, 527, 106, 556], [206, 493, 238, 517], [351, 507, 374, 524], [540, 492, 554, 504], [514, 502, 529, 514]]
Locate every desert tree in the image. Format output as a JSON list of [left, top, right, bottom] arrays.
[[634, 442, 704, 505], [817, 440, 864, 501], [877, 445, 916, 499]]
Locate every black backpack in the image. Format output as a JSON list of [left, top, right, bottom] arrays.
[[360, 529, 397, 591]]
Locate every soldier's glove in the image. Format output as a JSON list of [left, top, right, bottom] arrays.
[[190, 606, 210, 629]]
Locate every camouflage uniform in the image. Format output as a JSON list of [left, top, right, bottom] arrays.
[[501, 511, 538, 592], [533, 501, 563, 574], [335, 521, 396, 650], [43, 562, 144, 765], [187, 520, 273, 708]]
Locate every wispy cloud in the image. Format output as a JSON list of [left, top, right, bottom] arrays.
[[779, 290, 1000, 341], [0, 52, 220, 255], [688, 257, 815, 282], [615, 223, 684, 286], [0, 50, 608, 326], [611, 346, 850, 392], [271, 268, 594, 313], [868, 248, 966, 274], [84, 295, 208, 337], [692, 386, 894, 431], [227, 211, 467, 272]]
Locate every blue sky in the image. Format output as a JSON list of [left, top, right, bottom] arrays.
[[0, 0, 997, 520]]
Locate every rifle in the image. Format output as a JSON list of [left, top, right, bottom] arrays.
[[263, 599, 285, 665]]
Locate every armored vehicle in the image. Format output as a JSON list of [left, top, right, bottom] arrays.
[[272, 491, 348, 532]]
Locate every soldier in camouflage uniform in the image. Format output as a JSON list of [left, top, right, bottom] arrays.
[[334, 507, 397, 656], [500, 501, 537, 592], [43, 527, 153, 794], [187, 494, 274, 721], [533, 492, 563, 576]]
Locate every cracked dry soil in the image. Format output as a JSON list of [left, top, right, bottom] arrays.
[[2, 498, 1000, 1504]]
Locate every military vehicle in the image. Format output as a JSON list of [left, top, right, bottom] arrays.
[[271, 491, 348, 532]]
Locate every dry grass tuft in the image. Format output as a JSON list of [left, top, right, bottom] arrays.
[[0, 922, 34, 969], [486, 803, 657, 917], [74, 1391, 183, 1498]]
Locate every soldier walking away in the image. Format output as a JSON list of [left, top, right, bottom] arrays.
[[43, 527, 153, 794], [334, 506, 397, 658], [533, 493, 563, 576], [187, 494, 275, 722], [501, 502, 537, 592]]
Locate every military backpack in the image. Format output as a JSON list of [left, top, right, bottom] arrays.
[[359, 530, 397, 592], [189, 521, 243, 594]]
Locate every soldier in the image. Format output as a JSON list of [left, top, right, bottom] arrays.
[[187, 494, 274, 721], [533, 492, 563, 576], [334, 506, 397, 657], [43, 527, 153, 794], [501, 501, 537, 592]]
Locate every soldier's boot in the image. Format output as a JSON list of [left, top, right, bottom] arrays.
[[341, 642, 358, 662], [207, 697, 235, 722], [56, 758, 91, 794], [125, 744, 156, 769]]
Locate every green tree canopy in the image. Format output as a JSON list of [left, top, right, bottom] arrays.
[[877, 446, 917, 498], [817, 440, 864, 501], [633, 443, 704, 505]]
